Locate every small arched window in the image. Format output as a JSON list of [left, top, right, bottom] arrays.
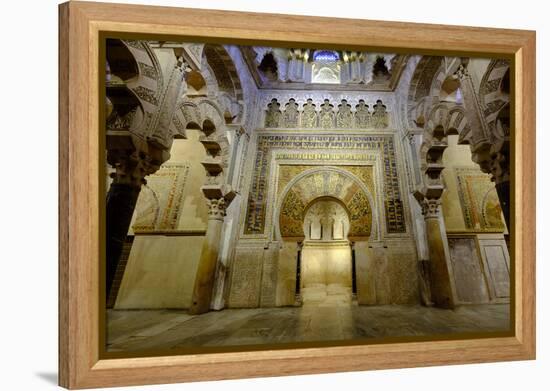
[[313, 50, 339, 62]]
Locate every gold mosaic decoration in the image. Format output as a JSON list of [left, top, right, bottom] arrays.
[[278, 167, 374, 238], [455, 168, 505, 231], [244, 134, 404, 235], [279, 189, 306, 237], [132, 163, 189, 232]]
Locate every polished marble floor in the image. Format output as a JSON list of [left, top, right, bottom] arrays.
[[106, 303, 510, 352]]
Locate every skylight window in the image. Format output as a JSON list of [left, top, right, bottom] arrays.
[[313, 50, 339, 62]]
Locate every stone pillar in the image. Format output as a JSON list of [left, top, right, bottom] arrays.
[[189, 198, 227, 314], [421, 199, 455, 309], [105, 181, 141, 299], [104, 149, 154, 300]]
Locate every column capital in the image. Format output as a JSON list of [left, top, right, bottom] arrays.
[[107, 149, 160, 189], [472, 146, 510, 185], [206, 197, 227, 221], [229, 125, 248, 142], [455, 63, 469, 80], [420, 198, 441, 219], [489, 150, 510, 185]]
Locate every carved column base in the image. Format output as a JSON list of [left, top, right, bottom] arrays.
[[106, 183, 141, 300]]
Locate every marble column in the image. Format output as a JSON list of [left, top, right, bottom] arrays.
[[189, 198, 227, 314], [421, 199, 455, 309]]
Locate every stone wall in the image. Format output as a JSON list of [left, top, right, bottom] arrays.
[[227, 245, 264, 308], [355, 239, 419, 305], [440, 135, 510, 304], [115, 235, 204, 309]]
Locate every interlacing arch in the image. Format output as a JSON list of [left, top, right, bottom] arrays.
[[106, 39, 165, 138], [406, 56, 443, 129], [407, 56, 463, 130], [419, 102, 469, 176], [478, 59, 511, 147], [202, 44, 246, 123], [479, 59, 510, 124], [169, 97, 232, 186], [425, 103, 470, 138], [203, 44, 243, 100]]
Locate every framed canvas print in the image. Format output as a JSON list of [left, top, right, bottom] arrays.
[[58, 1, 536, 389]]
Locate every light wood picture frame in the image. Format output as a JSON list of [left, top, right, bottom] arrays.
[[59, 1, 536, 389]]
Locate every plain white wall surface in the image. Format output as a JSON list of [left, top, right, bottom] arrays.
[[0, 0, 546, 389]]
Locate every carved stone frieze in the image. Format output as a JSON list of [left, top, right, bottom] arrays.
[[261, 97, 389, 129]]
